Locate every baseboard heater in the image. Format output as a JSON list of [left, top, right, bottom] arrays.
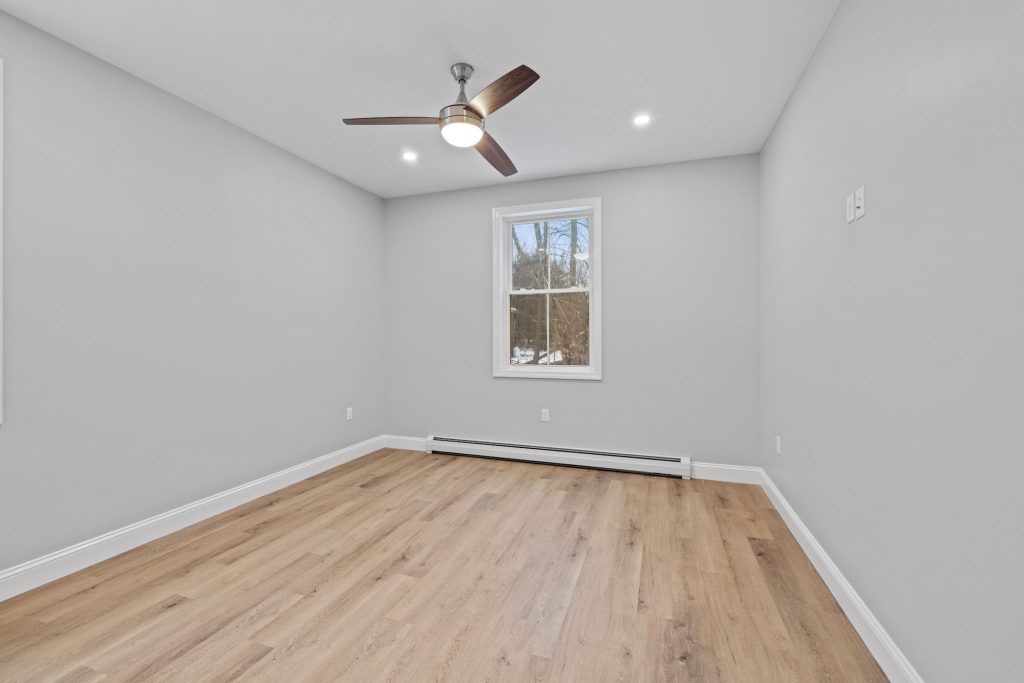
[[426, 435, 691, 478]]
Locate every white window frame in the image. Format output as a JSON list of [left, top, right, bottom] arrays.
[[492, 197, 602, 380]]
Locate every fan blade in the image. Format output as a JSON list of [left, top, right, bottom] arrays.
[[475, 132, 517, 176], [342, 117, 439, 125], [467, 65, 539, 118]]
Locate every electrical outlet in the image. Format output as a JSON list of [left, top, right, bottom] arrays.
[[540, 408, 550, 422], [775, 435, 782, 455], [846, 193, 855, 223], [854, 186, 866, 219], [346, 407, 353, 421]]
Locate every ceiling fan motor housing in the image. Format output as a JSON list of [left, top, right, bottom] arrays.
[[439, 104, 483, 129]]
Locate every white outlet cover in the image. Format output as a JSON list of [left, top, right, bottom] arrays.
[[855, 186, 865, 219], [846, 193, 855, 223], [541, 408, 550, 422]]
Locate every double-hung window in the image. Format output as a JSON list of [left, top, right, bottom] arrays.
[[492, 198, 601, 380]]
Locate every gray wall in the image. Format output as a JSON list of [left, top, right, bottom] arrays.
[[0, 12, 386, 569], [384, 156, 760, 464], [759, 1, 1024, 680]]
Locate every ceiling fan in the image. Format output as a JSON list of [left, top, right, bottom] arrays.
[[343, 63, 539, 177]]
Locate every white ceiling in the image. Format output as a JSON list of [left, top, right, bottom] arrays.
[[0, 0, 839, 197]]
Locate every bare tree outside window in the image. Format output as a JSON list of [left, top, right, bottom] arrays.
[[509, 217, 590, 366]]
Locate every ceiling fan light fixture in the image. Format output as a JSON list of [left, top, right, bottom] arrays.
[[439, 104, 484, 147], [441, 122, 484, 147]]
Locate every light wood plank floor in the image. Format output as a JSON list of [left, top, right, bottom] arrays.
[[0, 449, 886, 682]]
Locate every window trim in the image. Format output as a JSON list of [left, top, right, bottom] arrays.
[[492, 197, 602, 380]]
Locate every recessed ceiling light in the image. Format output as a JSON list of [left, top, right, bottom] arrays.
[[401, 150, 418, 163], [633, 113, 652, 127]]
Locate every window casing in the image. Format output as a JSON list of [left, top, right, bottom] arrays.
[[492, 198, 602, 380]]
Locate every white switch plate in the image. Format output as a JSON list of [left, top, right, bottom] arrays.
[[346, 407, 353, 421], [776, 435, 782, 455], [540, 408, 550, 422], [855, 186, 865, 219], [846, 193, 855, 223]]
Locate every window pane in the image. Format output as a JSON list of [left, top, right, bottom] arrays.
[[509, 294, 547, 365], [548, 292, 589, 366], [511, 222, 548, 290], [548, 217, 590, 289]]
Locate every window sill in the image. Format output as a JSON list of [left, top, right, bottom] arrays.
[[493, 367, 602, 381]]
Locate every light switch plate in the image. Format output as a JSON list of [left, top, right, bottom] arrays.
[[846, 193, 856, 223], [855, 186, 865, 219]]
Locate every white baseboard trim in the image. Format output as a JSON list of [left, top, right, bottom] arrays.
[[0, 432, 921, 682], [0, 435, 388, 604], [759, 472, 923, 683], [695, 460, 921, 681], [690, 460, 764, 484], [382, 434, 428, 451]]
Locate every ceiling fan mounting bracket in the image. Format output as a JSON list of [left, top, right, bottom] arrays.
[[450, 62, 474, 84]]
